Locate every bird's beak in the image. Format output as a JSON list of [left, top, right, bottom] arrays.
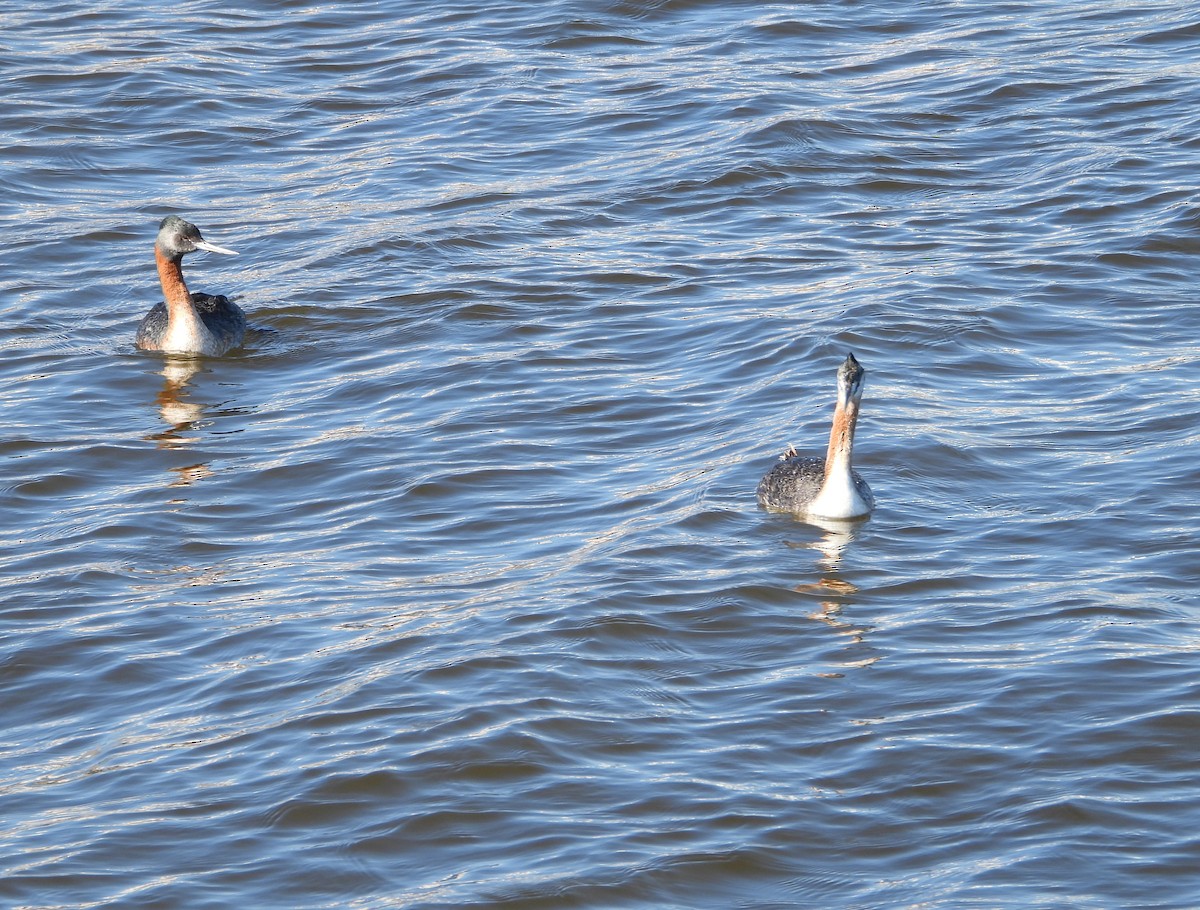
[[193, 239, 237, 256]]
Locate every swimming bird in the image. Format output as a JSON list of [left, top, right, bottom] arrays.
[[136, 215, 244, 356], [757, 353, 875, 520]]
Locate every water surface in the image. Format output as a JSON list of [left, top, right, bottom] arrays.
[[2, 1, 1200, 907]]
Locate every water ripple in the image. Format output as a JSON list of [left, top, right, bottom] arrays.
[[3, 0, 1200, 907]]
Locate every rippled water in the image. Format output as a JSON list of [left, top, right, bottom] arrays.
[[3, 1, 1200, 907]]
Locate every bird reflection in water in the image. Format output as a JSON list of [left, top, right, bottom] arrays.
[[787, 517, 879, 672], [144, 357, 214, 487]]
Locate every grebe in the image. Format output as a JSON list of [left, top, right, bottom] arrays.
[[135, 216, 244, 356], [757, 353, 875, 520]]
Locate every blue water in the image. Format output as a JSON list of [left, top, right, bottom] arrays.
[[3, 1, 1200, 907]]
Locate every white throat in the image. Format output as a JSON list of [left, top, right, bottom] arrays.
[[807, 458, 870, 520]]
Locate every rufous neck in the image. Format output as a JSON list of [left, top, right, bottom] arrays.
[[155, 246, 192, 313], [824, 399, 858, 476]]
